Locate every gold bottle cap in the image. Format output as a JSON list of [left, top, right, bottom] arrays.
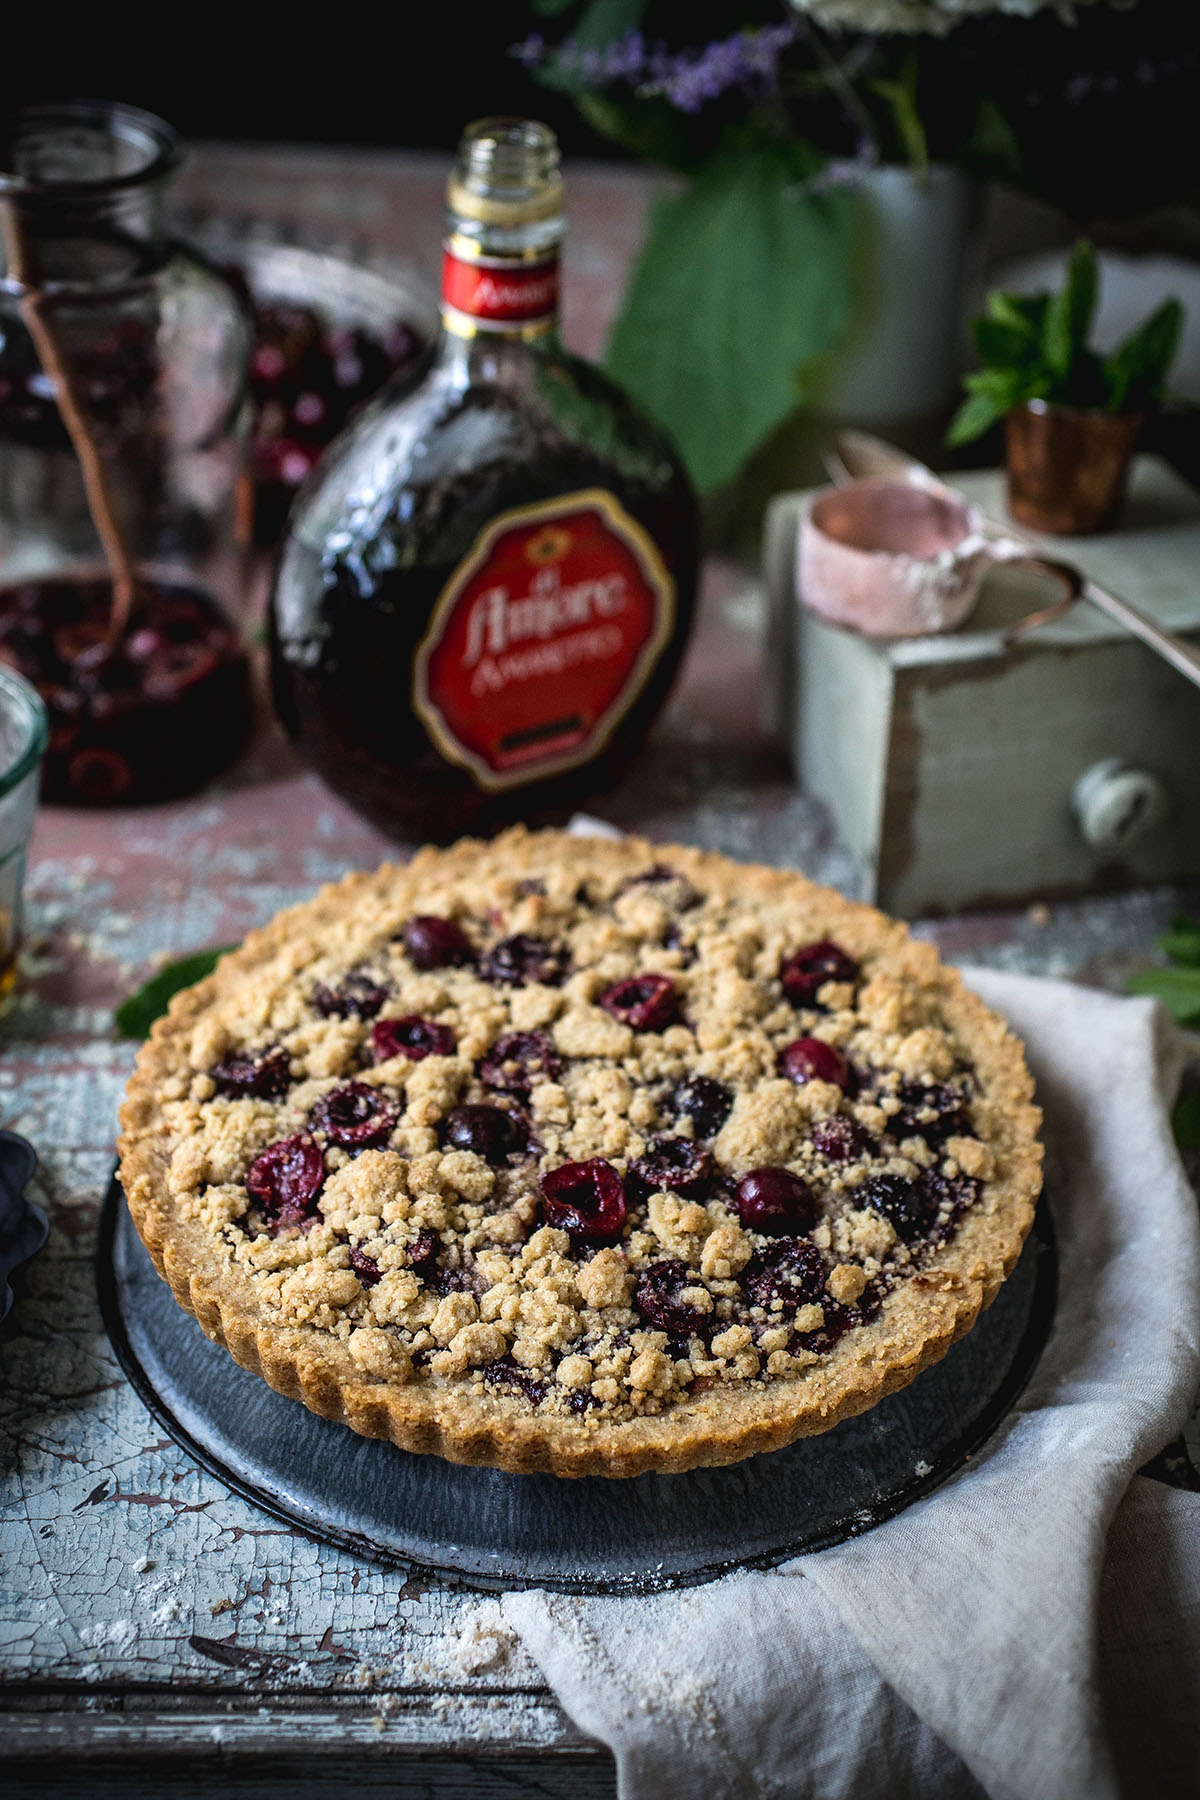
[[446, 117, 563, 226]]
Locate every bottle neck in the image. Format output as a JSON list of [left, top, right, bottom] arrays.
[[439, 208, 563, 345]]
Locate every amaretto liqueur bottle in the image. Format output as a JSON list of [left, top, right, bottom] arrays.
[[270, 118, 699, 842]]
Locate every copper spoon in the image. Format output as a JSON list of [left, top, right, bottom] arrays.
[[827, 430, 1200, 692]]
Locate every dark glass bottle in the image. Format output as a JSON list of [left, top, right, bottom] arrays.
[[270, 118, 699, 843]]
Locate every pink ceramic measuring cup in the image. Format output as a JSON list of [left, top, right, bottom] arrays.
[[799, 477, 1079, 640]]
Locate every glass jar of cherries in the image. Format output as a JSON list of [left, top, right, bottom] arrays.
[[0, 101, 253, 805]]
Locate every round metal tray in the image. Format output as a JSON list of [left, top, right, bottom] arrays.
[[98, 1176, 1056, 1594]]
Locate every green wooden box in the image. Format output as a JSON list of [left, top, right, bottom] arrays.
[[765, 458, 1200, 916]]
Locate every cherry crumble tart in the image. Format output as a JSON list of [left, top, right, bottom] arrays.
[[118, 829, 1042, 1478]]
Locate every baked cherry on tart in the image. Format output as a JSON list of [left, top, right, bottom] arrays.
[[117, 828, 1042, 1478]]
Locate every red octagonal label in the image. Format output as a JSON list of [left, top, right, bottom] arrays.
[[412, 488, 675, 791]]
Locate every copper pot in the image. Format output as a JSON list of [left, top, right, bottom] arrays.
[[1004, 400, 1144, 535]]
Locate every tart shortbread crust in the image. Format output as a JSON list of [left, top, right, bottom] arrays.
[[118, 828, 1042, 1478]]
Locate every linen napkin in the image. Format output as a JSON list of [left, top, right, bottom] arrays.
[[503, 966, 1200, 1800]]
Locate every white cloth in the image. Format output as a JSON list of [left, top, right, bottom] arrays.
[[503, 970, 1200, 1800]]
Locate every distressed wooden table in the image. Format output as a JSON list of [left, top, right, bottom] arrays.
[[3, 146, 1199, 1798]]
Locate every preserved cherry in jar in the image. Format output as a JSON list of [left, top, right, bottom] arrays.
[[270, 118, 699, 842]]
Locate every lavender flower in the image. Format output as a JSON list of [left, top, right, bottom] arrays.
[[512, 22, 800, 115], [648, 23, 799, 112]]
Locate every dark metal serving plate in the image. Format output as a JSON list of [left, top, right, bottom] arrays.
[[98, 1175, 1056, 1594]]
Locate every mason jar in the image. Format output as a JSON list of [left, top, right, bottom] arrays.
[[0, 101, 253, 805]]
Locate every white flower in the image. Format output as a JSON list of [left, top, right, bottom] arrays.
[[786, 0, 1116, 36]]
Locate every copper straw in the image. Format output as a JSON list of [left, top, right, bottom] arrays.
[[1, 202, 138, 644]]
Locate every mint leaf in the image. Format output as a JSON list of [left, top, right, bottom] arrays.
[[986, 291, 1048, 339], [1043, 240, 1097, 383], [945, 388, 1008, 448], [1127, 965, 1200, 1025], [605, 151, 854, 493], [1172, 1090, 1200, 1152], [973, 316, 1039, 373], [115, 947, 237, 1040], [1159, 926, 1200, 968], [1104, 297, 1184, 412]]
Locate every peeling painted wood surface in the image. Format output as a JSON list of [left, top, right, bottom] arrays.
[[3, 149, 1198, 1792], [4, 552, 1197, 1788]]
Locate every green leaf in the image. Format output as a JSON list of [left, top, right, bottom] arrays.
[[986, 291, 1048, 339], [1042, 239, 1097, 381], [605, 150, 854, 494], [1159, 926, 1200, 968], [1172, 1090, 1200, 1151], [972, 315, 1039, 374], [1127, 964, 1200, 1025], [945, 388, 1009, 448], [870, 49, 928, 174], [955, 96, 1025, 185], [115, 947, 237, 1040], [1104, 297, 1184, 412], [575, 90, 703, 174]]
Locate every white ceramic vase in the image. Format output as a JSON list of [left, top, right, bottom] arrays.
[[810, 164, 981, 425]]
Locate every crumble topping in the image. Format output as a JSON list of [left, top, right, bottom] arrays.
[[139, 836, 1007, 1426]]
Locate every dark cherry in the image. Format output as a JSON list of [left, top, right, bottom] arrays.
[[860, 1173, 939, 1243], [431, 1263, 477, 1297], [245, 296, 425, 547], [660, 921, 697, 965], [480, 934, 570, 988], [616, 864, 700, 910], [483, 1356, 549, 1406], [372, 1015, 456, 1061], [671, 1074, 733, 1138], [210, 1047, 291, 1099], [308, 1082, 398, 1149], [634, 1259, 708, 1337], [918, 1167, 981, 1240], [401, 914, 474, 971], [0, 575, 251, 807], [780, 940, 859, 1005], [405, 1229, 439, 1274], [734, 1167, 816, 1236], [479, 1029, 562, 1096], [629, 1135, 712, 1200], [540, 1159, 628, 1244], [741, 1238, 827, 1311], [792, 1298, 856, 1354], [312, 971, 389, 1019], [599, 973, 677, 1032], [893, 1081, 973, 1146], [810, 1116, 872, 1162], [245, 1134, 324, 1231], [348, 1245, 382, 1287], [778, 1037, 853, 1092], [442, 1104, 524, 1165]]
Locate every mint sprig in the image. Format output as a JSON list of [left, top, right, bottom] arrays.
[[947, 239, 1184, 447], [115, 947, 237, 1040], [1127, 915, 1200, 1150]]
